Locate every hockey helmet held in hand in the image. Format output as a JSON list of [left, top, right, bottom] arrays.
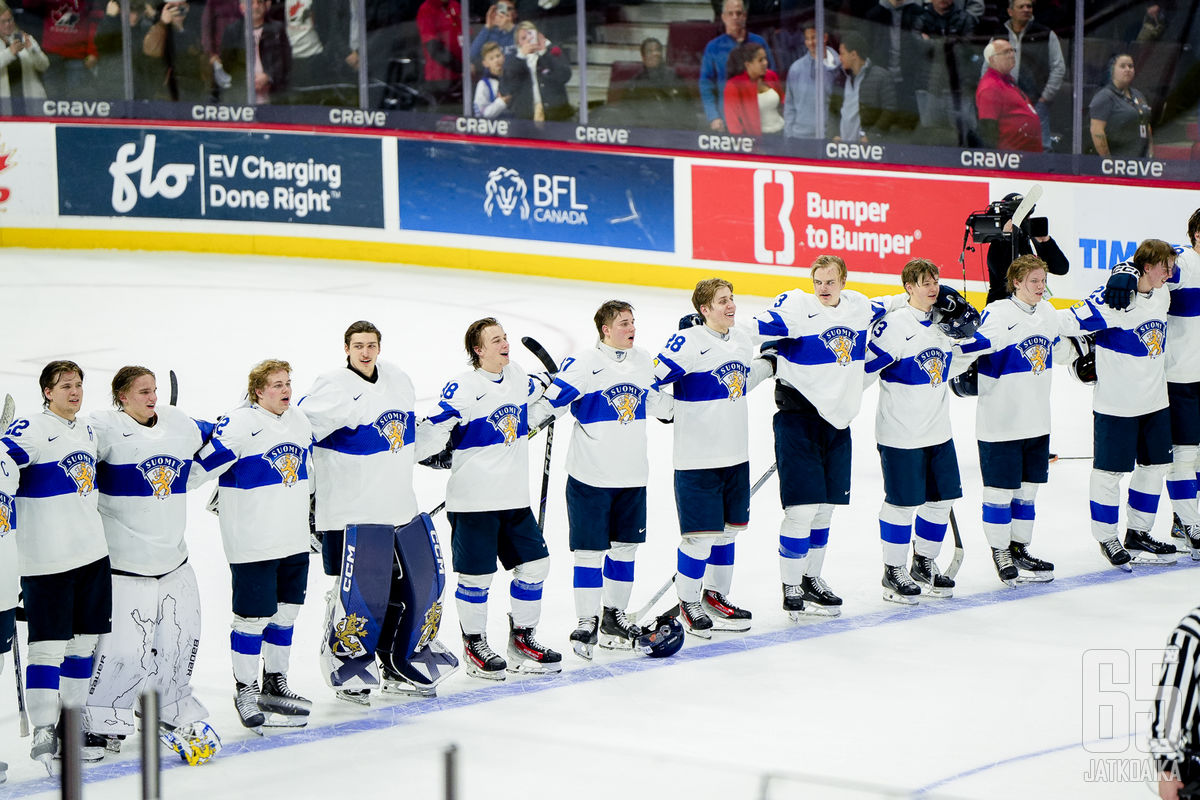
[[1067, 335, 1097, 385], [949, 362, 978, 397], [636, 613, 685, 659], [931, 286, 982, 339]]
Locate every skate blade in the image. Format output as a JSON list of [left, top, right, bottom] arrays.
[[598, 633, 636, 650], [882, 590, 919, 606], [35, 755, 55, 776], [1129, 551, 1179, 566], [1015, 572, 1054, 583], [505, 660, 563, 675], [571, 641, 595, 660], [915, 583, 953, 599], [381, 680, 437, 698], [261, 713, 308, 729], [683, 625, 713, 639], [257, 698, 312, 716], [464, 664, 507, 681], [787, 605, 841, 620], [706, 617, 751, 632], [334, 690, 372, 707]]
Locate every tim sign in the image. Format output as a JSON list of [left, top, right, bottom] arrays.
[[691, 165, 989, 277]]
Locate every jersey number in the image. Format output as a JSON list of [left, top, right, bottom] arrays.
[[441, 382, 459, 400], [665, 334, 685, 353], [773, 293, 788, 308]]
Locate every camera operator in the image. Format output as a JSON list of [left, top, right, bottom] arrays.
[[984, 192, 1069, 304], [1151, 604, 1200, 800], [0, 1, 50, 108]]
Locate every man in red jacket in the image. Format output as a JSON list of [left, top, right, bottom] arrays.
[[975, 37, 1042, 152], [416, 0, 462, 111]]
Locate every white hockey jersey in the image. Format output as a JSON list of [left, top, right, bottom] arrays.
[[866, 302, 983, 449], [1059, 283, 1169, 417], [194, 404, 314, 564], [299, 362, 429, 530], [0, 411, 107, 577], [974, 297, 1061, 442], [651, 324, 769, 471], [424, 365, 540, 513], [0, 452, 18, 610], [529, 343, 669, 489], [92, 406, 214, 576], [753, 288, 886, 430], [1167, 248, 1200, 384]]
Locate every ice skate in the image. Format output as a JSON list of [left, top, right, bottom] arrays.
[[569, 616, 598, 660], [1099, 537, 1133, 572], [1187, 525, 1200, 561], [0, 759, 7, 784], [258, 673, 311, 728], [799, 576, 842, 617], [30, 725, 56, 775], [1009, 542, 1054, 582], [701, 589, 752, 632], [782, 583, 805, 621], [1172, 512, 1186, 540], [881, 565, 920, 605], [598, 607, 642, 650], [234, 681, 265, 731], [1123, 529, 1179, 565], [334, 688, 371, 706], [506, 615, 562, 675], [678, 600, 714, 639], [910, 553, 954, 598], [991, 547, 1018, 586], [462, 631, 506, 680]]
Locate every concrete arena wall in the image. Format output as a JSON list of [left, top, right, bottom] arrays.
[[0, 120, 1195, 304]]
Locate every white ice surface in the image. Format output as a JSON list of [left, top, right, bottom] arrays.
[[0, 249, 1193, 799]]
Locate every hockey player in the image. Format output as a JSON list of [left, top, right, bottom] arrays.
[[299, 321, 456, 704], [193, 360, 315, 729], [0, 441, 17, 783], [83, 366, 223, 763], [972, 256, 1062, 585], [865, 259, 986, 604], [651, 278, 772, 637], [529, 300, 671, 659], [421, 318, 561, 678], [753, 256, 885, 619], [1162, 210, 1200, 559], [0, 361, 112, 770], [1065, 239, 1179, 568]]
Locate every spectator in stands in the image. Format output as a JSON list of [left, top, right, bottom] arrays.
[[914, 0, 978, 145], [143, 0, 209, 101], [348, 0, 423, 110], [864, 0, 923, 134], [22, 0, 98, 99], [783, 23, 837, 140], [283, 0, 352, 104], [976, 37, 1041, 151], [829, 30, 896, 143], [201, 0, 241, 95], [0, 0, 50, 108], [219, 0, 290, 104], [1089, 53, 1153, 158], [995, 0, 1064, 150], [417, 0, 462, 111], [473, 39, 510, 117], [622, 37, 693, 129], [724, 40, 783, 136], [1127, 2, 1167, 43], [469, 0, 515, 70], [500, 19, 571, 121], [699, 0, 773, 131], [93, 0, 154, 98]]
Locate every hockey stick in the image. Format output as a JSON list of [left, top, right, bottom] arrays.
[[633, 461, 780, 623], [169, 370, 178, 405], [13, 620, 29, 736], [945, 509, 965, 581], [520, 337, 559, 531], [1, 393, 14, 429]]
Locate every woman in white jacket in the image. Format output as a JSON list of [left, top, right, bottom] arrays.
[[0, 1, 49, 101]]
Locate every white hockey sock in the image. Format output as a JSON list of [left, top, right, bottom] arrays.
[[602, 542, 638, 611], [1127, 463, 1168, 532], [806, 505, 834, 577], [510, 557, 549, 629], [454, 573, 492, 637], [703, 526, 741, 596], [913, 501, 953, 559], [1167, 445, 1200, 526], [676, 535, 715, 603], [779, 504, 819, 585], [879, 503, 915, 567], [26, 639, 68, 728], [1010, 483, 1039, 545], [59, 634, 98, 709], [263, 603, 301, 675], [981, 486, 1016, 550], [572, 550, 604, 620], [1090, 469, 1124, 542], [230, 615, 268, 686]]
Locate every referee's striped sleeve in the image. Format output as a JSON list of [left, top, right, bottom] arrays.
[[1151, 608, 1200, 770]]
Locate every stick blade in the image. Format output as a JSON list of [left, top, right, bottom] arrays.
[[521, 337, 559, 373], [1, 393, 14, 430], [169, 370, 179, 406]]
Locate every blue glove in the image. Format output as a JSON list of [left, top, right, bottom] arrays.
[[1103, 263, 1140, 310]]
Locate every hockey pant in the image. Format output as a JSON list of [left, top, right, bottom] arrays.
[[676, 524, 745, 603], [981, 484, 1040, 550], [83, 564, 208, 736], [573, 542, 638, 619], [323, 515, 458, 692], [1090, 464, 1168, 542], [879, 501, 953, 567], [779, 504, 834, 585]]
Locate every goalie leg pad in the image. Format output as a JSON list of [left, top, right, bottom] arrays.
[[321, 524, 393, 689], [152, 564, 208, 729], [83, 574, 159, 737]]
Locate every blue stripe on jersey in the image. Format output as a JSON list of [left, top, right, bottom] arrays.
[[864, 342, 893, 375], [571, 389, 647, 424], [776, 331, 867, 366], [427, 401, 462, 426], [674, 367, 748, 402], [449, 407, 530, 451], [546, 377, 582, 409], [16, 461, 93, 499], [879, 354, 951, 386], [217, 448, 310, 490], [195, 439, 236, 473], [316, 412, 416, 456], [1, 436, 31, 467], [1069, 298, 1108, 333], [193, 418, 216, 442], [96, 460, 193, 497], [651, 353, 685, 389], [1096, 326, 1165, 357], [976, 345, 1055, 379], [755, 311, 789, 339], [957, 333, 992, 355], [1170, 287, 1200, 318]]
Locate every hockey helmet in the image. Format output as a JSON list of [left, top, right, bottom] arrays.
[[949, 363, 978, 397], [636, 614, 685, 659], [931, 285, 982, 339], [1067, 335, 1097, 385]]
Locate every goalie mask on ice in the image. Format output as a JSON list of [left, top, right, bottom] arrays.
[[321, 514, 459, 695]]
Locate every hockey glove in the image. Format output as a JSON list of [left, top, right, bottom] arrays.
[[678, 313, 703, 330], [759, 341, 780, 376], [419, 441, 454, 470], [1103, 263, 1140, 310]]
